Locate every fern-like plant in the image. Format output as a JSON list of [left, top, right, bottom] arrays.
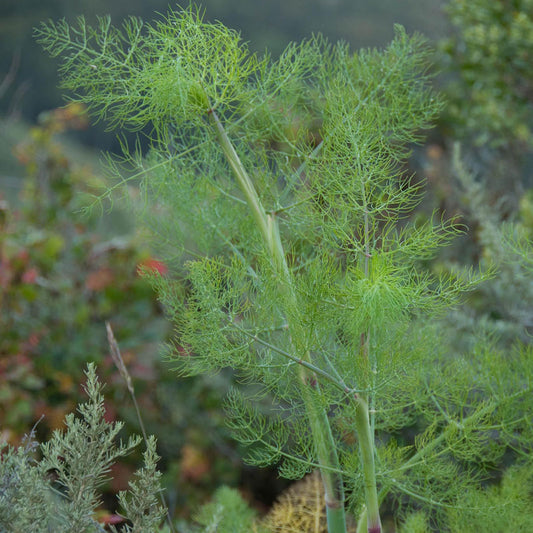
[[35, 6, 533, 532]]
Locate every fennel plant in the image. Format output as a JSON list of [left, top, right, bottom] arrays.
[[36, 7, 533, 531]]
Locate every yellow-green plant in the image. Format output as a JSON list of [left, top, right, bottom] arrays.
[[36, 7, 533, 531]]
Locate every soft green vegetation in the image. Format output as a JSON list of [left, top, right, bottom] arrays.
[[447, 144, 533, 346], [0, 2, 531, 532], [191, 486, 265, 533], [29, 6, 533, 532]]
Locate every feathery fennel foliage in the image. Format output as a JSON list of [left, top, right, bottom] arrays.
[[0, 365, 166, 533], [36, 6, 533, 532]]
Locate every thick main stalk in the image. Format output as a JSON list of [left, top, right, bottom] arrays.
[[354, 397, 382, 533], [209, 108, 347, 533], [357, 178, 382, 533]]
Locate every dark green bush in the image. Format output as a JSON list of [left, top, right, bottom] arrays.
[[440, 0, 533, 148]]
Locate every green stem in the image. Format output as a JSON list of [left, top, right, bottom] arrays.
[[233, 322, 354, 394], [209, 107, 347, 533], [355, 177, 382, 533], [311, 401, 348, 532], [354, 397, 382, 533], [208, 107, 270, 246]]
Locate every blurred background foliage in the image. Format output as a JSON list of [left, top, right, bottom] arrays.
[[1, 0, 532, 527], [0, 102, 274, 521]]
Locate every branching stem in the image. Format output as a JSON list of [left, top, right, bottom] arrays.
[[209, 107, 347, 533], [233, 322, 358, 395]]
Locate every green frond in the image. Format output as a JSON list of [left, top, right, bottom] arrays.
[[398, 511, 430, 533], [117, 436, 166, 532], [446, 461, 533, 532], [35, 6, 265, 133], [224, 388, 316, 478]]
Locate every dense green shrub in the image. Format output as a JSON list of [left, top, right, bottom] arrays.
[[426, 1, 533, 351]]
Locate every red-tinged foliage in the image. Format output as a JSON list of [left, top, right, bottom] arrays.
[[103, 401, 118, 424], [179, 443, 211, 483], [137, 258, 168, 276], [1, 105, 167, 443], [95, 510, 125, 525], [109, 462, 136, 492], [21, 267, 38, 284]]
